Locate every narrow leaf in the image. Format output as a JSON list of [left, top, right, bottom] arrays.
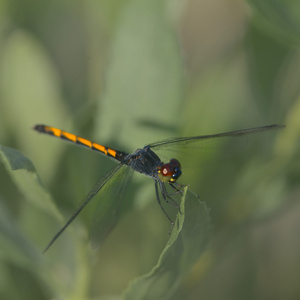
[[124, 186, 210, 300]]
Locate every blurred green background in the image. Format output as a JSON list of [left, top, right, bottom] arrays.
[[0, 0, 299, 299]]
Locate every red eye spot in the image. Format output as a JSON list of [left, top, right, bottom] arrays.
[[158, 158, 182, 183], [161, 164, 173, 177]]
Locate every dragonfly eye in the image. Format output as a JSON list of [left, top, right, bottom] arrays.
[[171, 166, 182, 182], [158, 159, 182, 183], [170, 158, 181, 169]]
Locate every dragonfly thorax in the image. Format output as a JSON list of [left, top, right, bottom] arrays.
[[127, 147, 162, 177]]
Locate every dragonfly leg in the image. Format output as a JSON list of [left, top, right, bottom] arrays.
[[155, 180, 174, 229], [158, 180, 181, 214], [169, 182, 188, 196]]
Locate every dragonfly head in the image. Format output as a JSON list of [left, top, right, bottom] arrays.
[[158, 159, 182, 183]]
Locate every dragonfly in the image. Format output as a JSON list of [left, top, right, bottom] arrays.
[[34, 124, 284, 252]]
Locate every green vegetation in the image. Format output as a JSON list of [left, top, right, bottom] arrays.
[[0, 0, 299, 299]]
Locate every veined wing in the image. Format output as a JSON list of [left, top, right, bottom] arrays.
[[148, 125, 285, 178], [43, 163, 127, 253], [149, 125, 284, 148], [90, 164, 134, 248]]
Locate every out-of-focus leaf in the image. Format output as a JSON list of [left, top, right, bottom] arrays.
[[0, 145, 62, 222], [275, 94, 300, 158], [0, 30, 69, 181], [0, 197, 42, 265], [95, 0, 184, 148], [246, 0, 300, 45], [188, 197, 300, 300]]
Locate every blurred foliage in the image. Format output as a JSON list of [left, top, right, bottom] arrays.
[[0, 0, 299, 299]]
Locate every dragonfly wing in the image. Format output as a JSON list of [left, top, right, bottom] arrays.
[[148, 125, 284, 180], [149, 125, 284, 149], [43, 163, 127, 252], [90, 164, 134, 248]]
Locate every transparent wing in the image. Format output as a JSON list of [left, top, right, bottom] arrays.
[[43, 163, 128, 252], [90, 164, 134, 248], [149, 125, 283, 148], [148, 125, 284, 180]]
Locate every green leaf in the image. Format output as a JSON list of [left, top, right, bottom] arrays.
[[95, 0, 184, 148], [0, 30, 69, 181], [0, 198, 46, 270], [0, 145, 63, 222], [123, 186, 211, 300], [246, 0, 300, 45]]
